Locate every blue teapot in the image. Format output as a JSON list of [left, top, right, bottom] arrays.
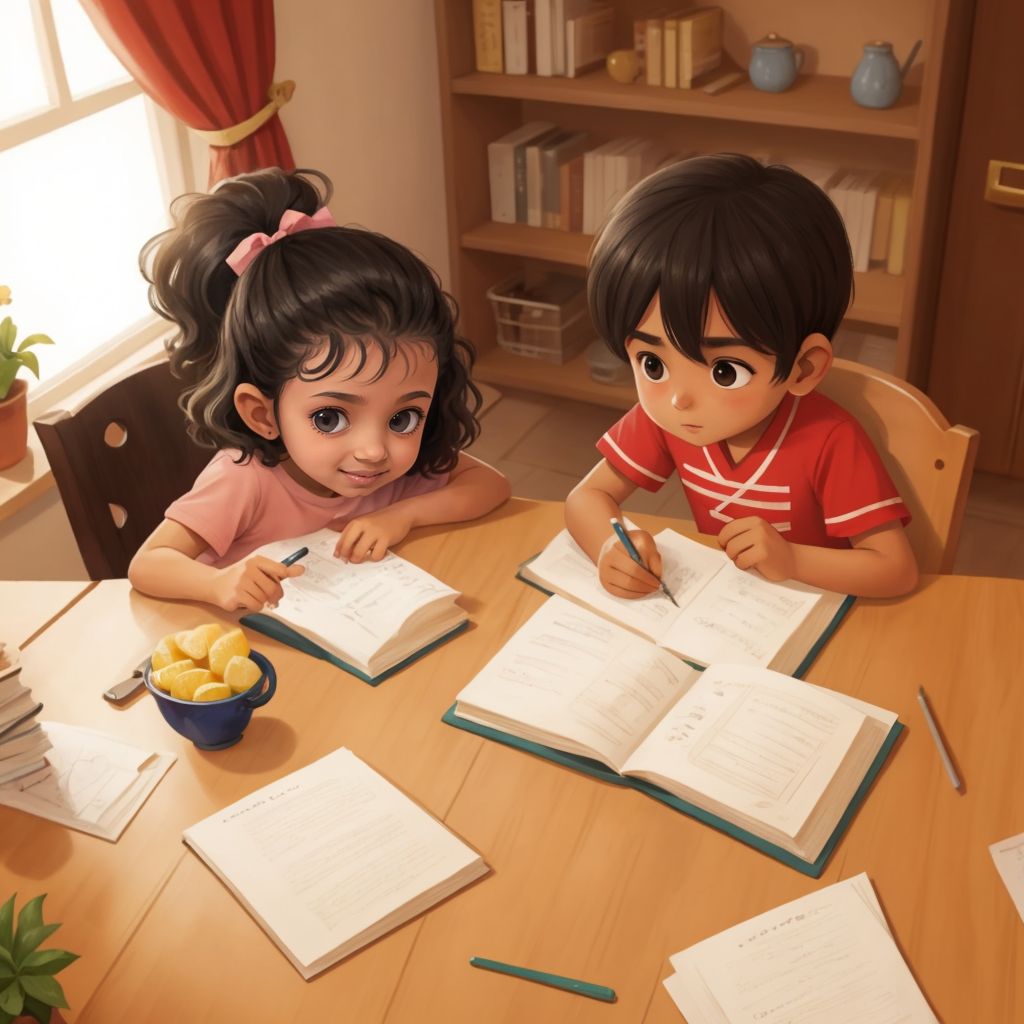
[[850, 39, 922, 109], [748, 32, 805, 93]]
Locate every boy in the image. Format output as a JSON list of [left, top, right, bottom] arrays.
[[565, 153, 918, 598]]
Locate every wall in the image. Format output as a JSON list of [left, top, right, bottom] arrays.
[[0, 0, 449, 581]]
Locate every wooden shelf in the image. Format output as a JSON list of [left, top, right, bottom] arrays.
[[475, 346, 637, 410], [452, 69, 921, 140], [462, 221, 904, 328]]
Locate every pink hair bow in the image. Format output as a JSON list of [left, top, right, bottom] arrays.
[[225, 206, 337, 276]]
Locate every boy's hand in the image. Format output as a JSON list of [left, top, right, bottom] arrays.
[[212, 556, 305, 612], [333, 506, 414, 563], [597, 528, 663, 599], [718, 517, 795, 581]]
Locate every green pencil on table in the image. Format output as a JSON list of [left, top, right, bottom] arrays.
[[469, 956, 616, 1002], [610, 517, 678, 606]]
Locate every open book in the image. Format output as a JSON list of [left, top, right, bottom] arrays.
[[446, 598, 900, 873], [664, 873, 937, 1022], [183, 747, 488, 979], [241, 529, 469, 684], [518, 527, 851, 677]]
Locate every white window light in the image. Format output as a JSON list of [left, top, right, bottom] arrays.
[[0, 0, 201, 418]]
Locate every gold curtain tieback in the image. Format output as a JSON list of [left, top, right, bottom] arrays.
[[193, 80, 295, 147]]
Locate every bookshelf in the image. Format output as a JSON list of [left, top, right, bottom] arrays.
[[435, 0, 974, 404]]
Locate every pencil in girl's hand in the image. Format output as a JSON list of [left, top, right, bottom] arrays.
[[281, 547, 309, 568], [609, 518, 678, 606]]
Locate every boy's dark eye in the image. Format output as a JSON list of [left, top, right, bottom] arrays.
[[389, 409, 423, 435], [637, 352, 668, 382], [311, 408, 350, 434], [710, 360, 754, 390]]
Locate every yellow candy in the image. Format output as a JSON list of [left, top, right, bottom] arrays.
[[151, 633, 187, 672], [176, 623, 225, 662], [170, 668, 215, 701], [192, 682, 232, 702], [150, 658, 196, 693], [208, 628, 250, 678], [223, 655, 262, 695]]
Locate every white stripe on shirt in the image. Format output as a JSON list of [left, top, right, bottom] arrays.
[[682, 477, 792, 511], [601, 433, 669, 483], [824, 496, 904, 525], [683, 462, 790, 492]]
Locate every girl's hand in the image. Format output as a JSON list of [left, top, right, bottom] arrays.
[[718, 517, 795, 581], [333, 506, 414, 563], [597, 528, 662, 599], [211, 556, 305, 612]]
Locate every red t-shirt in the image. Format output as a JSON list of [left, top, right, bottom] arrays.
[[597, 392, 909, 548]]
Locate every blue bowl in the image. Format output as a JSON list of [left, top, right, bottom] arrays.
[[144, 650, 277, 750]]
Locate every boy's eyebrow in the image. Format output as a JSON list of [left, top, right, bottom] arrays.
[[702, 336, 751, 349], [627, 330, 662, 344], [313, 390, 433, 404]]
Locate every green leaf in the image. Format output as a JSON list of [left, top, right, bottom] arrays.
[[22, 994, 53, 1024], [19, 975, 66, 1009], [0, 980, 23, 1018], [12, 924, 59, 966], [20, 949, 77, 976], [0, 947, 14, 972], [0, 319, 15, 355], [17, 334, 54, 352], [0, 1008, 13, 1024], [15, 896, 45, 940], [16, 351, 39, 379], [0, 897, 14, 954], [0, 359, 19, 400], [20, 948, 76, 977]]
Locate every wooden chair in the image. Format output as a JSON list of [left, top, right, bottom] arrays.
[[34, 361, 211, 580], [818, 358, 979, 574]]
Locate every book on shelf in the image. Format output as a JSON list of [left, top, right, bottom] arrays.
[[445, 597, 900, 873], [678, 6, 723, 88], [559, 151, 585, 231], [534, 0, 554, 75], [525, 125, 568, 226], [0, 722, 175, 841], [565, 3, 614, 78], [848, 170, 880, 273], [887, 179, 913, 275], [665, 874, 937, 1020], [487, 120, 554, 224], [871, 173, 899, 264], [518, 526, 851, 677], [644, 14, 668, 86], [473, 0, 504, 73], [240, 529, 469, 685], [501, 0, 533, 74], [541, 130, 590, 228], [183, 747, 488, 979]]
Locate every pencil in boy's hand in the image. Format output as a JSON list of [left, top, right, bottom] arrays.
[[281, 546, 309, 568], [609, 518, 679, 606]]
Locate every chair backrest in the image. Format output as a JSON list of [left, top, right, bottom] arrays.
[[818, 357, 979, 574], [34, 360, 211, 580]]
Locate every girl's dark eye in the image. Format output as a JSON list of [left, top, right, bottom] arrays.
[[710, 360, 754, 390], [311, 408, 350, 434], [389, 409, 424, 435], [638, 352, 668, 382]]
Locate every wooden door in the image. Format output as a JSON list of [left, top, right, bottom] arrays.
[[927, 0, 1024, 477]]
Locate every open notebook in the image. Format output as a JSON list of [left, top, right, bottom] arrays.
[[445, 598, 901, 874], [241, 529, 469, 684], [664, 873, 938, 1022], [518, 527, 851, 677], [183, 747, 488, 979]]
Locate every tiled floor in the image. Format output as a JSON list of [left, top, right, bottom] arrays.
[[470, 387, 1024, 580]]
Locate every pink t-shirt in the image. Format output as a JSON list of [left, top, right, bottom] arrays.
[[165, 450, 449, 567]]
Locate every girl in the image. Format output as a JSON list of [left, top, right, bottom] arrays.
[[128, 167, 510, 612]]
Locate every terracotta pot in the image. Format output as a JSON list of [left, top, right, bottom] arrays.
[[0, 377, 28, 470], [13, 1010, 67, 1024]]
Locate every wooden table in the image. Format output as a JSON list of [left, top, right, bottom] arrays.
[[0, 580, 91, 648], [2, 499, 1021, 1023]]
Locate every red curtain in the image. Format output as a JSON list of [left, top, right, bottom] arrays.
[[80, 0, 294, 187]]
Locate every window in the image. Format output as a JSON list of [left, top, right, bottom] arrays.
[[0, 0, 199, 412]]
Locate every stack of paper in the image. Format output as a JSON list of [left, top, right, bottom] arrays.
[[0, 642, 50, 785], [0, 721, 175, 841], [664, 874, 937, 1022]]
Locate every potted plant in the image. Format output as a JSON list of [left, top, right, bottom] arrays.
[[0, 286, 55, 471], [0, 894, 77, 1024]]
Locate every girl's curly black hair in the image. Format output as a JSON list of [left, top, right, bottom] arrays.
[[140, 167, 480, 476]]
